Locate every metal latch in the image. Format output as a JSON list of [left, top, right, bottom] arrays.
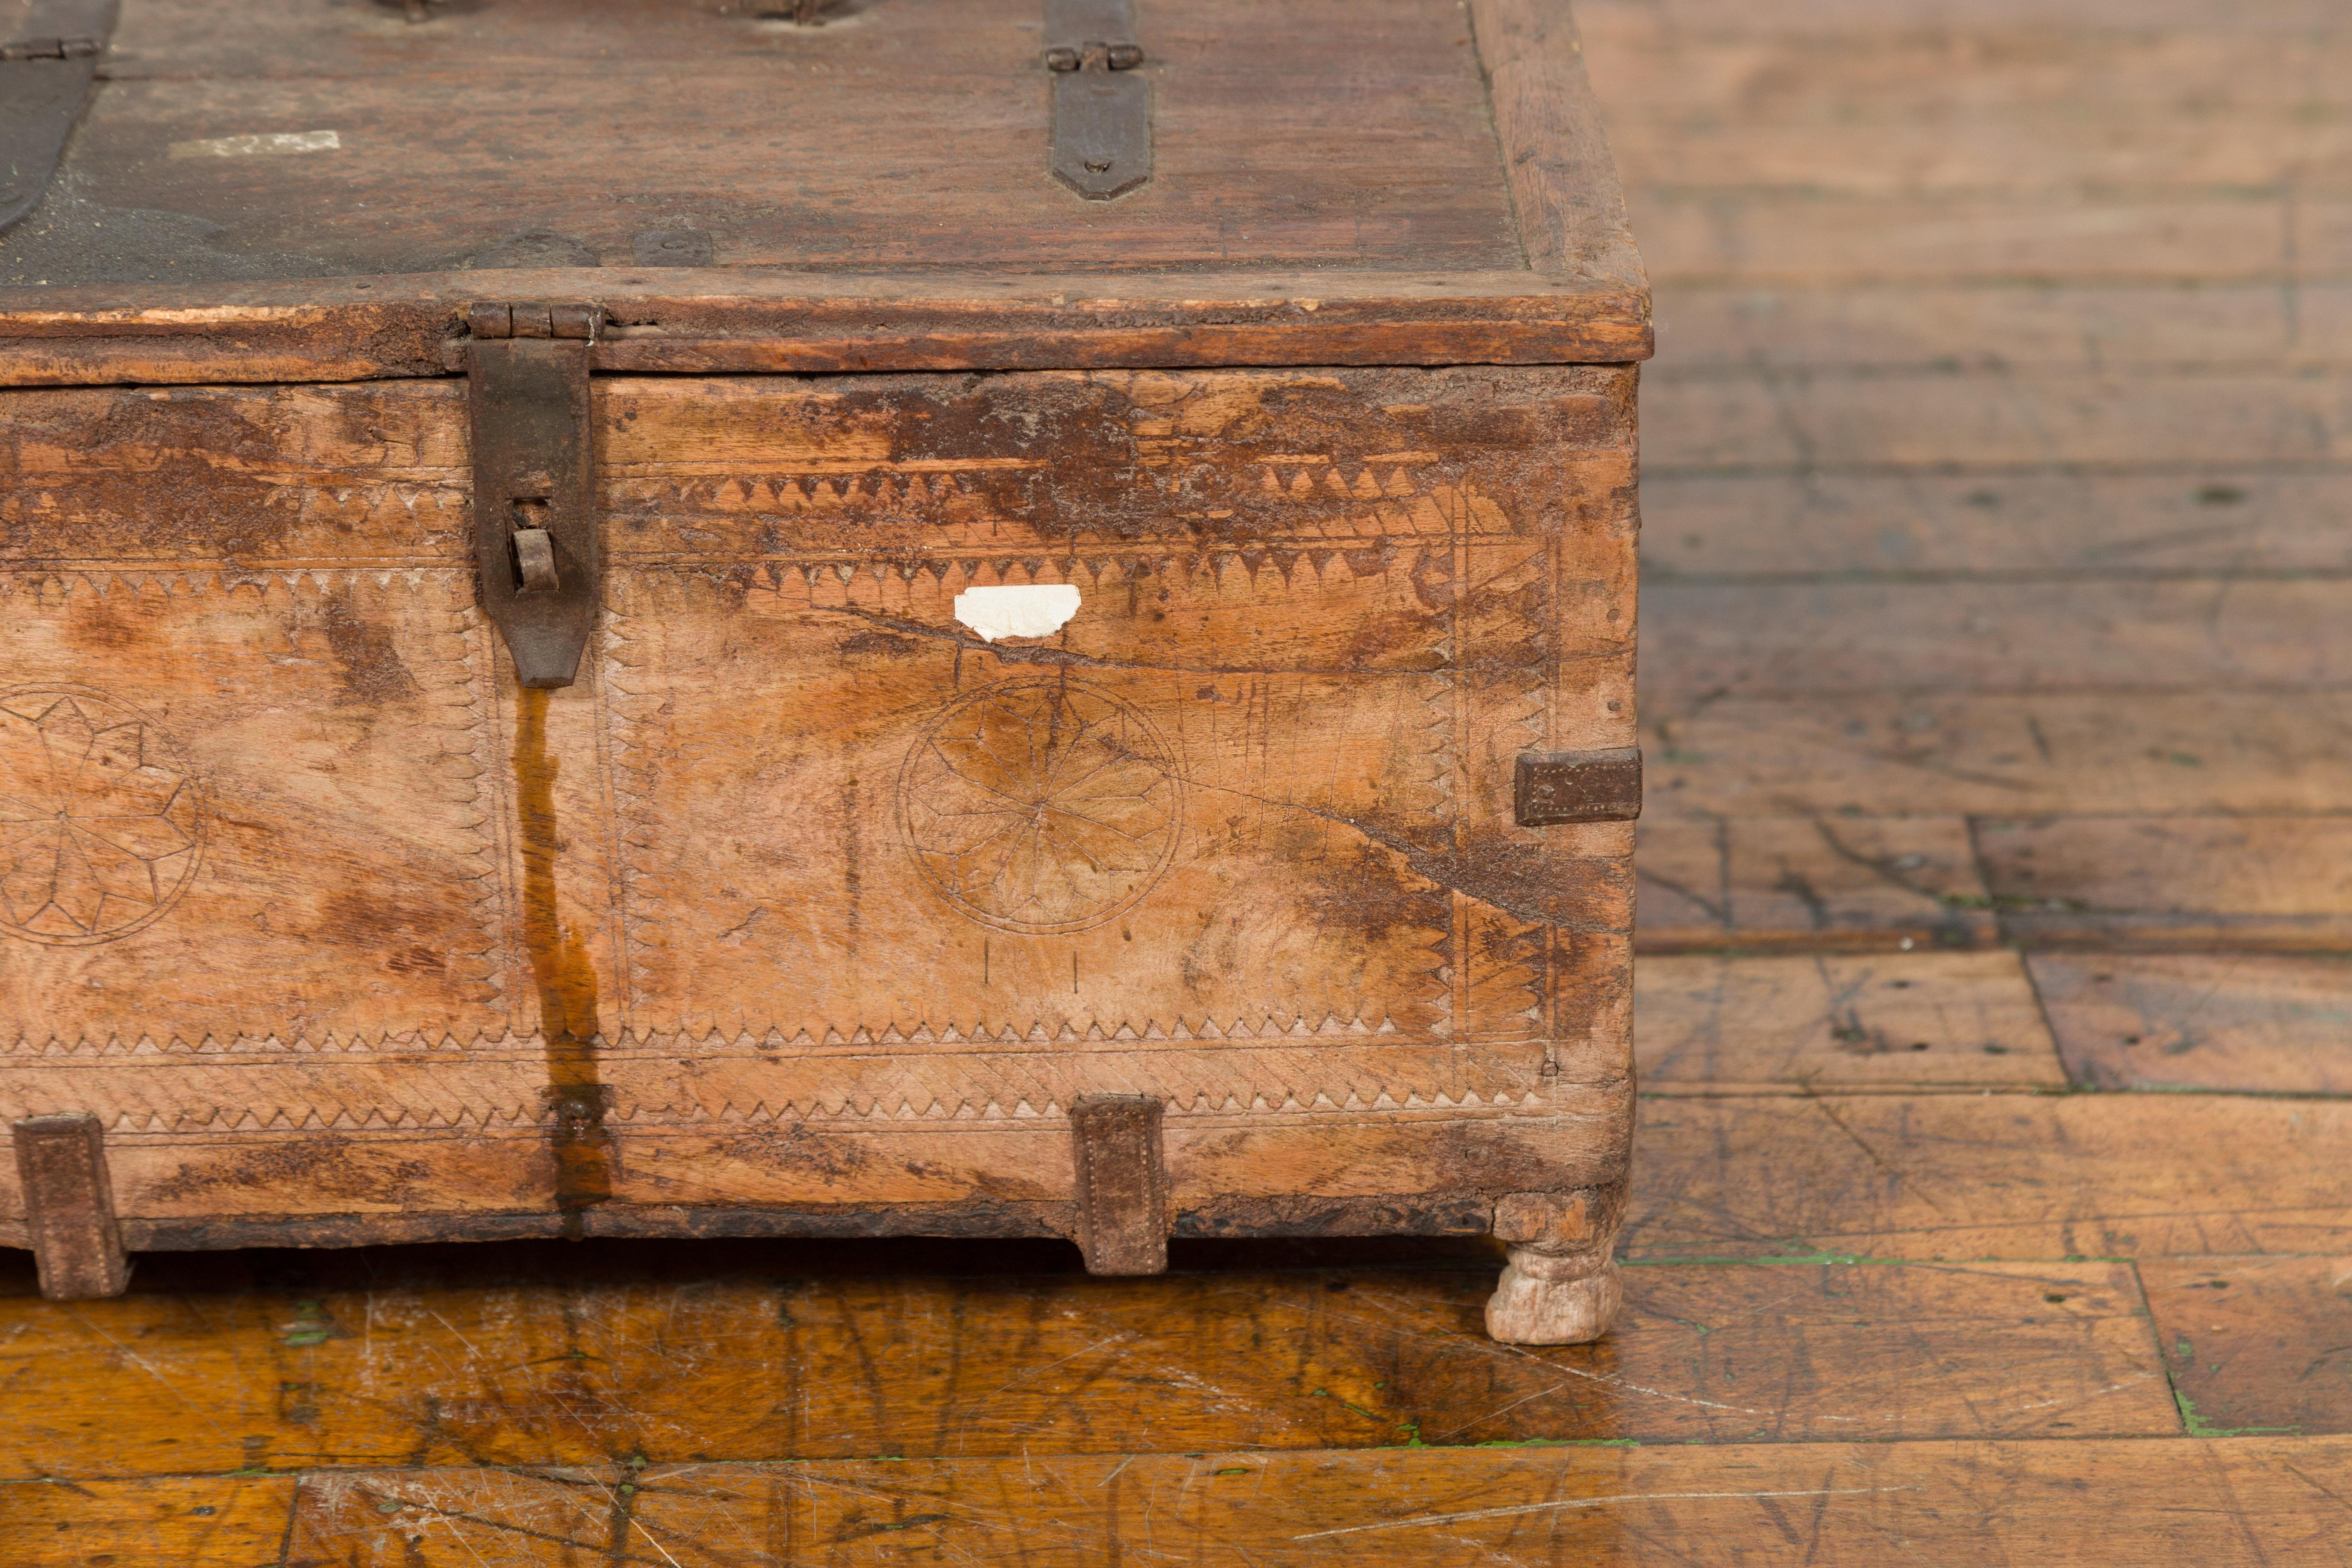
[[466, 301, 603, 689], [1044, 0, 1150, 200], [1515, 748, 1644, 827]]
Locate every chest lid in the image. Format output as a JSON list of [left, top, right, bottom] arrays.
[[0, 0, 1647, 385]]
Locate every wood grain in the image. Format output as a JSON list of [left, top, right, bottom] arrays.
[[1616, 102, 2352, 199], [1637, 951, 2063, 1093], [2144, 1256, 2352, 1437], [262, 1438, 2352, 1565], [1626, 1094, 2352, 1261], [16, 0, 1527, 283], [1642, 580, 2352, 702], [1588, 0, 2347, 41], [0, 364, 1638, 1246], [1629, 193, 2318, 286], [1470, 0, 1646, 287], [0, 1254, 2179, 1479], [1638, 283, 2352, 373], [1644, 367, 2352, 472], [1579, 27, 2352, 193], [0, 1476, 293, 1568], [0, 271, 1655, 390], [1642, 694, 2352, 820], [1634, 816, 1995, 951], [23, 2, 2352, 1557], [2030, 953, 2352, 1092], [1978, 818, 2352, 950], [0, 0, 1658, 383], [1643, 470, 2352, 579]]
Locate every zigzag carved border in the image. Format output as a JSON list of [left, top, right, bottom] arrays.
[[0, 1040, 1580, 1135]]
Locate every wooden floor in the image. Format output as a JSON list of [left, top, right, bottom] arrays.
[[10, 0, 2352, 1561]]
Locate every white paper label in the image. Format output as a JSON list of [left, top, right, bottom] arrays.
[[952, 584, 1081, 642]]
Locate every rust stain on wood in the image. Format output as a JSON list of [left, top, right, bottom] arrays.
[[0, 364, 1638, 1274], [513, 687, 611, 1236]]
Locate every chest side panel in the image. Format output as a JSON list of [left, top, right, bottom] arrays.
[[0, 366, 1636, 1243]]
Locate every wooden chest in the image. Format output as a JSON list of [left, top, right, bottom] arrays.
[[0, 0, 1648, 1342]]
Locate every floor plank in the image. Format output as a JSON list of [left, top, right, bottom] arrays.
[[1644, 470, 2352, 580], [1585, 0, 2348, 45], [1616, 115, 2352, 204], [2032, 953, 2352, 1092], [1645, 694, 2352, 820], [1645, 368, 2352, 470], [1578, 32, 2352, 198], [1638, 951, 2063, 1092], [0, 1476, 293, 1568], [1634, 817, 1994, 952], [1626, 1093, 2352, 1261], [1642, 285, 2352, 373], [268, 1437, 2352, 1566], [1628, 192, 2319, 286], [2144, 1256, 2352, 1436], [0, 1255, 2177, 1479], [1642, 580, 2352, 702], [1979, 818, 2352, 949]]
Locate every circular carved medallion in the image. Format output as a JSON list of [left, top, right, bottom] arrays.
[[0, 687, 205, 946], [898, 678, 1182, 935]]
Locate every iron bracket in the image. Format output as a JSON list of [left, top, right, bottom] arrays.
[[466, 302, 603, 689], [0, 0, 118, 236], [1515, 747, 1644, 827], [1069, 1095, 1170, 1275], [1044, 0, 1150, 200], [13, 1113, 129, 1300]]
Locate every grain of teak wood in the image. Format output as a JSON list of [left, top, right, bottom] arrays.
[[18, 1439, 2340, 1568], [0, 0, 1651, 1344]]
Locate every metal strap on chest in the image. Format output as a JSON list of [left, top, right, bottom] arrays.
[[0, 0, 117, 236], [3, 0, 1153, 240], [1044, 0, 1152, 200], [466, 302, 604, 689]]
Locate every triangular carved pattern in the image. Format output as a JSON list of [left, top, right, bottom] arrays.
[[0, 1011, 1406, 1057], [603, 462, 1518, 554], [0, 1041, 1554, 1133]]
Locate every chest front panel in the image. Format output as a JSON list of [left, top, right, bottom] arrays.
[[0, 364, 1636, 1238]]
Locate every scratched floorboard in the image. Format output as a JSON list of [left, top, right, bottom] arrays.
[[9, 0, 2352, 1562], [0, 1244, 2179, 1479], [13, 1439, 2352, 1568]]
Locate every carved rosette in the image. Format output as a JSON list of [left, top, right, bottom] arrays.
[[897, 677, 1182, 936], [0, 686, 204, 946]]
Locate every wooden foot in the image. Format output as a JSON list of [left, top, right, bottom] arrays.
[[1484, 1184, 1625, 1345], [1486, 1246, 1622, 1344], [12, 1113, 131, 1300]]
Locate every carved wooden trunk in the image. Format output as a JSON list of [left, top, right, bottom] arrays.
[[0, 0, 1647, 1340]]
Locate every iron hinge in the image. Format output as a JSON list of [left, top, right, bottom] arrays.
[[1043, 0, 1150, 200], [1515, 747, 1644, 827], [0, 35, 100, 59], [466, 301, 604, 689]]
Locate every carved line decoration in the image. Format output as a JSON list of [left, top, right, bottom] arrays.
[[59, 1090, 1562, 1142], [37, 1083, 1562, 1137], [0, 686, 205, 946], [0, 1013, 1409, 1057], [898, 676, 1183, 936]]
